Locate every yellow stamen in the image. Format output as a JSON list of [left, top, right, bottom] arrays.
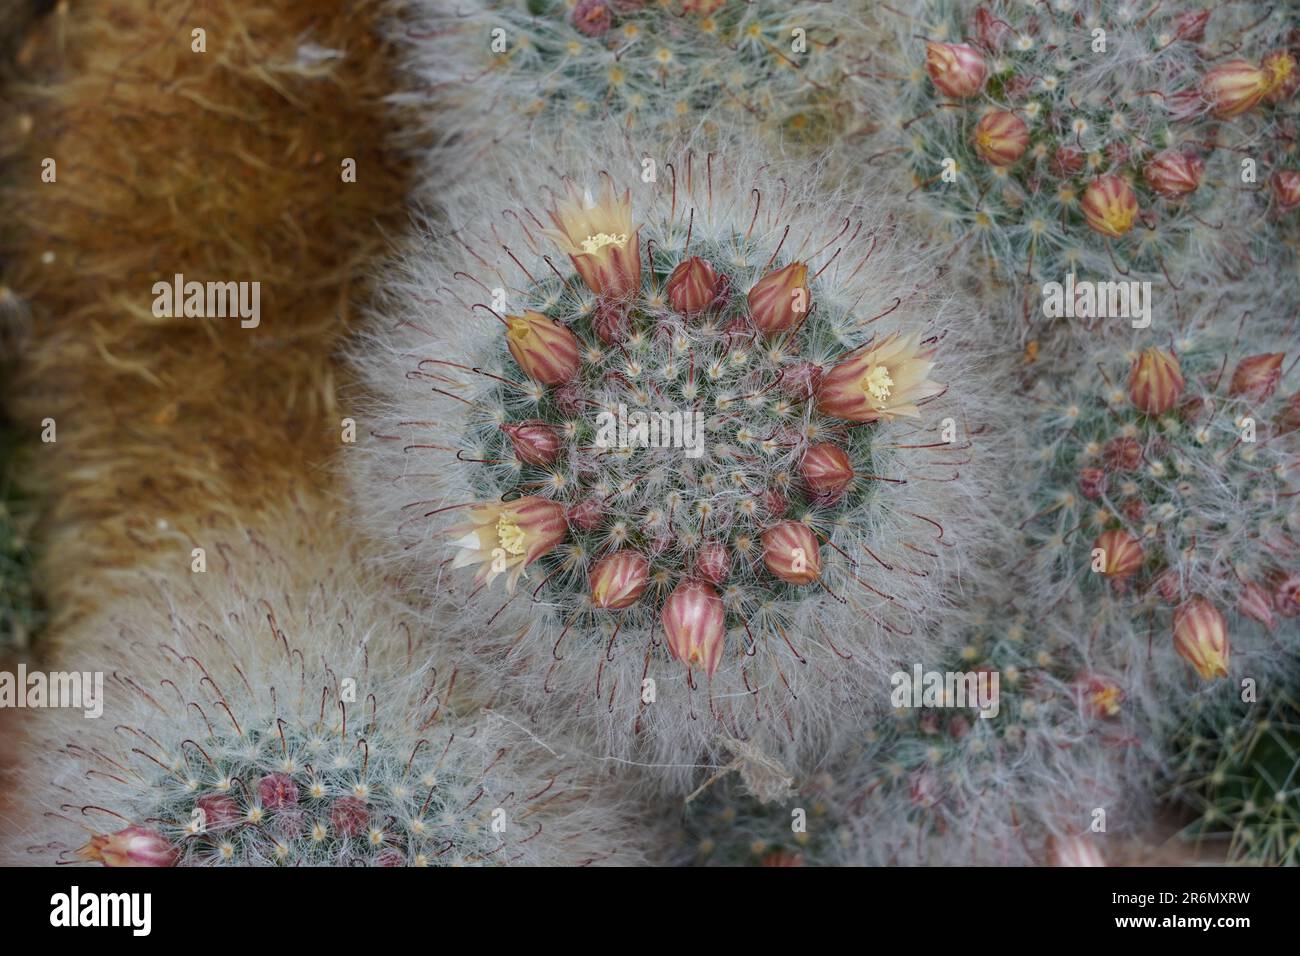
[[862, 365, 894, 403], [580, 232, 628, 255], [497, 515, 527, 555]]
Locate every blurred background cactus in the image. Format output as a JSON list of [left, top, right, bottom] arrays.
[[855, 0, 1300, 300], [1165, 682, 1300, 865], [397, 0, 867, 186]]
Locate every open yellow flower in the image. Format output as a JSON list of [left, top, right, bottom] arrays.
[[449, 497, 568, 592], [815, 331, 944, 422], [544, 181, 641, 300]]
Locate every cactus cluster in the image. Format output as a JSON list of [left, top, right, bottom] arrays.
[[1165, 682, 1300, 865], [8, 517, 638, 867], [397, 0, 865, 178], [858, 1, 1300, 292], [354, 142, 1006, 789], [1016, 327, 1300, 705]]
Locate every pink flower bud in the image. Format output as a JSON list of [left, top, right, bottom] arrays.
[[1276, 574, 1300, 618], [761, 488, 788, 519], [259, 772, 299, 810], [1173, 597, 1230, 679], [552, 381, 585, 416], [1171, 10, 1211, 43], [1144, 150, 1205, 198], [1078, 467, 1108, 501], [1238, 581, 1276, 630], [1151, 568, 1181, 604], [572, 0, 612, 37], [1276, 391, 1300, 435], [1229, 353, 1285, 403], [694, 543, 731, 585], [1081, 175, 1139, 238], [1051, 145, 1085, 178], [1272, 170, 1300, 212], [972, 110, 1029, 167], [761, 520, 822, 585], [589, 550, 650, 609], [747, 262, 810, 337], [779, 360, 823, 401], [1094, 529, 1144, 582], [501, 420, 563, 467], [667, 256, 724, 316], [506, 311, 581, 386], [331, 796, 370, 837], [78, 825, 177, 867], [1262, 50, 1299, 103], [565, 498, 605, 531], [924, 41, 987, 98], [661, 579, 726, 677], [1103, 436, 1144, 471], [1203, 60, 1270, 118], [971, 6, 1013, 51], [800, 442, 854, 503], [593, 300, 629, 345], [1129, 347, 1185, 416], [195, 793, 241, 830]]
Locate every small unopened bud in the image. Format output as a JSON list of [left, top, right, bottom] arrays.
[[661, 579, 726, 677], [1081, 175, 1139, 238], [501, 420, 563, 466], [1128, 348, 1185, 416], [589, 550, 650, 609], [259, 772, 299, 810], [571, 0, 612, 37], [1228, 353, 1285, 403], [1173, 597, 1230, 679], [694, 543, 731, 585], [506, 311, 580, 386], [1144, 150, 1204, 199], [924, 41, 987, 98], [330, 796, 370, 837], [1094, 529, 1144, 583], [565, 498, 605, 531], [78, 826, 177, 867], [1238, 581, 1276, 630], [1203, 60, 1270, 118], [972, 110, 1029, 167], [760, 488, 788, 519], [667, 256, 723, 316], [1103, 436, 1144, 471], [1171, 10, 1211, 43], [800, 442, 854, 503], [1051, 145, 1085, 178], [747, 262, 810, 337], [761, 521, 821, 585], [1078, 467, 1108, 501]]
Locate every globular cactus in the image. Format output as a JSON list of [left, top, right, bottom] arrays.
[[825, 603, 1148, 866], [353, 137, 1006, 792], [855, 1, 1300, 294], [674, 773, 838, 867], [1015, 325, 1300, 707], [1166, 684, 1300, 865], [4, 513, 641, 866], [397, 0, 866, 181]]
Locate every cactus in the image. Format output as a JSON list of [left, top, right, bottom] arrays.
[[675, 774, 838, 867], [7, 515, 640, 866], [1014, 323, 1300, 710], [1166, 684, 1300, 865], [353, 138, 1007, 792], [854, 1, 1300, 295], [397, 0, 866, 183]]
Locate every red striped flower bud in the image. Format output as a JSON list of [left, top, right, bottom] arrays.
[[972, 110, 1029, 167], [747, 262, 810, 337], [667, 256, 723, 316], [1203, 60, 1270, 118], [1262, 50, 1299, 103], [1081, 175, 1139, 238], [1173, 597, 1230, 679], [1094, 529, 1144, 582], [662, 579, 726, 677], [761, 521, 822, 585], [1228, 353, 1285, 403], [1238, 581, 1276, 630], [1128, 347, 1185, 416], [1144, 150, 1204, 199], [924, 41, 987, 98], [78, 826, 177, 867], [694, 543, 731, 585], [506, 311, 580, 386], [800, 442, 854, 502], [501, 420, 563, 466], [589, 550, 650, 609]]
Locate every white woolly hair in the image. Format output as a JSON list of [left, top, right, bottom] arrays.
[[1, 506, 646, 866], [349, 128, 1012, 795], [390, 0, 871, 187]]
